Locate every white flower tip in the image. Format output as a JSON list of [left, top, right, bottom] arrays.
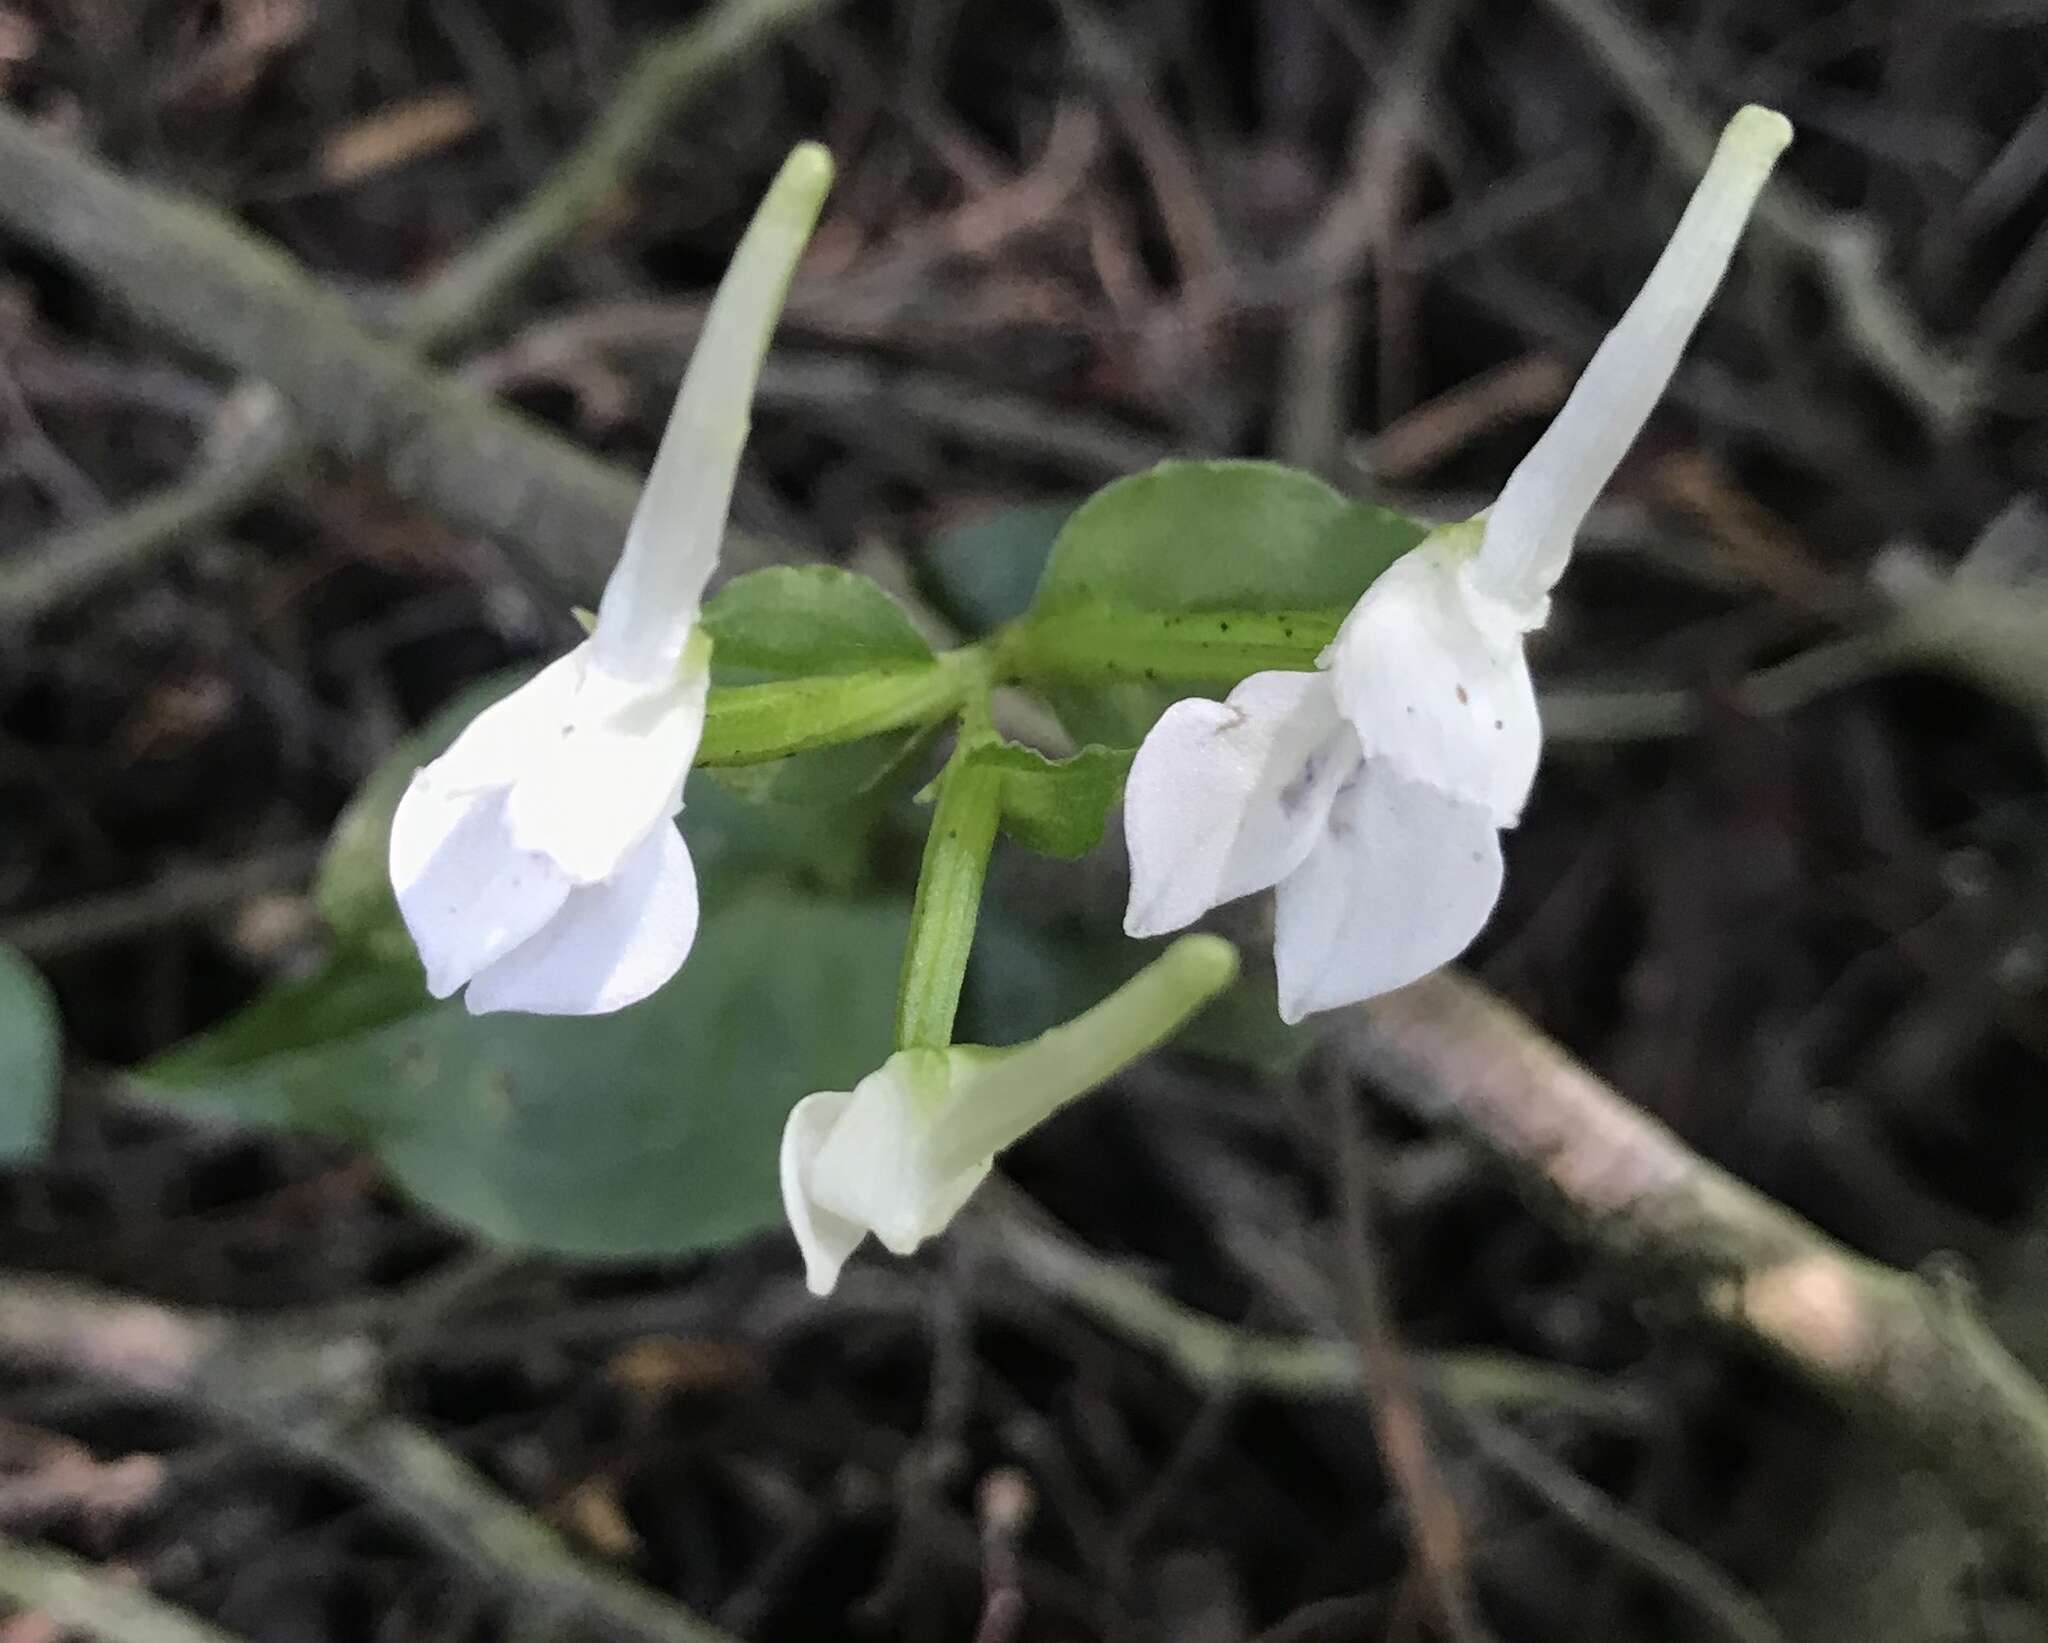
[[590, 146, 836, 677], [1471, 104, 1791, 613], [776, 141, 836, 212], [1725, 105, 1793, 168], [1159, 933, 1240, 1001]]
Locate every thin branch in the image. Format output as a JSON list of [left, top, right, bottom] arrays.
[[984, 1205, 1649, 1425], [0, 1535, 250, 1643], [401, 0, 841, 352], [0, 385, 297, 620], [0, 109, 640, 600], [0, 1279, 741, 1643], [1535, 0, 1976, 432], [0, 0, 834, 621], [1336, 970, 2048, 1578], [1325, 1071, 1490, 1643], [1274, 0, 1464, 475], [1452, 1411, 1786, 1643], [0, 844, 323, 959]]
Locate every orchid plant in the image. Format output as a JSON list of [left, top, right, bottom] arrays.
[[155, 108, 1792, 1286]]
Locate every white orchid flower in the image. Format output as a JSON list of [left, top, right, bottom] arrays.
[[1124, 107, 1791, 1022], [781, 934, 1237, 1295], [389, 144, 832, 1016]]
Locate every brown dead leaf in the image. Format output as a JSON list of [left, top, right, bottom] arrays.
[[605, 1336, 755, 1401], [318, 91, 481, 186], [555, 1479, 641, 1561]]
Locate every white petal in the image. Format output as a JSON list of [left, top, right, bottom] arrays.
[[425, 651, 587, 793], [389, 782, 572, 998], [806, 1052, 989, 1259], [1272, 759, 1504, 1022], [780, 1090, 869, 1296], [1123, 670, 1358, 939], [1326, 537, 1540, 823], [592, 145, 833, 679], [1473, 106, 1791, 613], [501, 652, 710, 885], [462, 822, 699, 1016]]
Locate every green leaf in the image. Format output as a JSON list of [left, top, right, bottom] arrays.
[[1029, 460, 1425, 618], [702, 565, 933, 677], [1015, 462, 1428, 745], [701, 565, 942, 803], [0, 944, 58, 1159], [972, 741, 1133, 859], [138, 885, 906, 1259], [921, 501, 1077, 635]]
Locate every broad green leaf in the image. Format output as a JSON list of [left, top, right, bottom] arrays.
[[1029, 460, 1425, 617], [139, 885, 906, 1259], [1018, 462, 1427, 745], [701, 565, 940, 803], [702, 565, 933, 676], [921, 501, 1077, 635], [972, 741, 1133, 859], [0, 944, 58, 1159]]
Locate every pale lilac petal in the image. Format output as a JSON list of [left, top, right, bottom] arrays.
[[389, 782, 572, 999], [1123, 670, 1357, 939], [780, 1090, 869, 1296], [1325, 537, 1540, 824], [1272, 759, 1503, 1023], [462, 823, 699, 1016]]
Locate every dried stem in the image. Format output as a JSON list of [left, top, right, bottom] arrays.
[[1534, 0, 1975, 431], [1338, 970, 2048, 1578], [0, 1278, 740, 1643], [0, 0, 835, 621], [1324, 1072, 1491, 1643]]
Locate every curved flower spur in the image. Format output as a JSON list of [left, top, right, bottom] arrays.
[[389, 145, 833, 1016], [781, 935, 1239, 1296], [1122, 107, 1793, 1022]]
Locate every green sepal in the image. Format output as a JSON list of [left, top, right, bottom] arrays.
[[972, 740, 1133, 859]]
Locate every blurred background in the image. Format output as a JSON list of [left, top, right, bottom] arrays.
[[2, 0, 2048, 1639]]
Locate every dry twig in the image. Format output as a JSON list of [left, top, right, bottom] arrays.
[[1325, 1071, 1490, 1643], [0, 1536, 247, 1643], [1535, 0, 1975, 432], [1337, 970, 2048, 1577], [0, 1279, 741, 1643], [0, 0, 836, 621]]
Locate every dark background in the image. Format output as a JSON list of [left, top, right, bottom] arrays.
[[2, 1, 2047, 1639]]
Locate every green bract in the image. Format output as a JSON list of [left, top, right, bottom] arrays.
[[697, 564, 960, 800]]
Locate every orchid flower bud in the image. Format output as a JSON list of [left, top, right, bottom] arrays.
[[1124, 108, 1791, 1022], [389, 144, 833, 1016], [781, 936, 1237, 1295]]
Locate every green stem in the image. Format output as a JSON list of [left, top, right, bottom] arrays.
[[893, 727, 1002, 1051], [923, 935, 1238, 1173], [1000, 606, 1343, 686], [696, 655, 974, 765]]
